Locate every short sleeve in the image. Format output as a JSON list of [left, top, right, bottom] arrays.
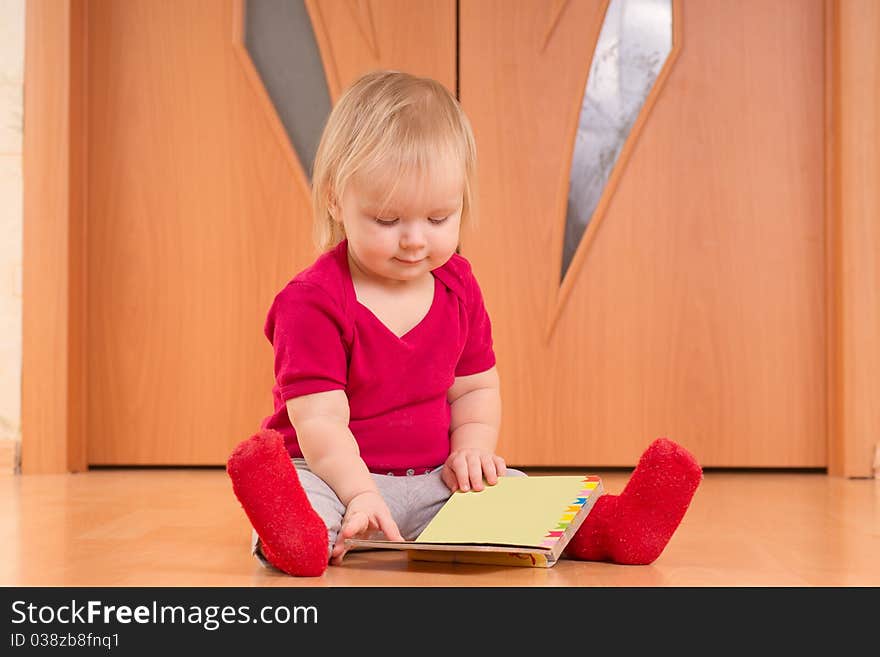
[[455, 266, 497, 377], [264, 282, 348, 400]]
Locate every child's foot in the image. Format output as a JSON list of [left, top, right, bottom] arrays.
[[227, 430, 328, 576], [564, 437, 702, 565]]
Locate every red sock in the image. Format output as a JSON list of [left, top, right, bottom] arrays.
[[226, 430, 328, 576], [565, 437, 702, 565]]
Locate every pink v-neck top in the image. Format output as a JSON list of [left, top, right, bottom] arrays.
[[260, 239, 496, 475]]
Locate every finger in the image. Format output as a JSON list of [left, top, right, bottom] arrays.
[[467, 453, 484, 491], [330, 524, 350, 558], [481, 453, 498, 485], [339, 512, 369, 542], [330, 510, 372, 564], [330, 539, 347, 565], [452, 456, 471, 492], [441, 465, 459, 493], [331, 528, 350, 560], [330, 538, 351, 566], [494, 455, 507, 477], [376, 512, 404, 542]]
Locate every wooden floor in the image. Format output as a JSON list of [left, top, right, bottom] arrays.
[[1, 468, 878, 587]]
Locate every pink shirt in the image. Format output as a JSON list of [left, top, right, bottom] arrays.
[[260, 239, 496, 475]]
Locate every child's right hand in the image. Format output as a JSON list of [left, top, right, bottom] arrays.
[[330, 490, 404, 564]]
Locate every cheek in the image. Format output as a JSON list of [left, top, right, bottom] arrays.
[[346, 217, 371, 240], [361, 226, 397, 255], [438, 219, 461, 252]]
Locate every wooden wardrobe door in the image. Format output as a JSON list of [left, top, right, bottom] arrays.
[[86, 0, 455, 464], [459, 0, 826, 466]]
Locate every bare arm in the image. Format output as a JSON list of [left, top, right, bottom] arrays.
[[286, 390, 375, 506], [443, 366, 506, 492], [286, 391, 403, 561]]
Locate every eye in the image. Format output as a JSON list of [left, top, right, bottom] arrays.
[[428, 216, 449, 225], [374, 217, 399, 226]]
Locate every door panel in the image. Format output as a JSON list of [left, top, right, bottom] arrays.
[[460, 0, 826, 466], [86, 0, 825, 467], [86, 0, 456, 464], [305, 0, 456, 98]]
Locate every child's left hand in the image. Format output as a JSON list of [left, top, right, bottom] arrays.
[[441, 448, 507, 493]]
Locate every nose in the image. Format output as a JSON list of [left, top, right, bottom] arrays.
[[399, 224, 427, 251]]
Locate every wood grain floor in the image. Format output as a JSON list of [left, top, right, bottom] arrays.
[[1, 468, 877, 587]]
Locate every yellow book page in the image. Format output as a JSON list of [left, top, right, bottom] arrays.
[[415, 476, 598, 548]]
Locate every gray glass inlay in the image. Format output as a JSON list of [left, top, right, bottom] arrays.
[[562, 0, 672, 281], [245, 0, 332, 179]]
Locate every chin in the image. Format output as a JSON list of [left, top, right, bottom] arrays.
[[393, 267, 427, 282], [398, 267, 426, 277]]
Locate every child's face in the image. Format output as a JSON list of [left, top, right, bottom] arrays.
[[336, 161, 463, 285]]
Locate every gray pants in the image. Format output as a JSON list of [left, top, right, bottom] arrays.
[[252, 458, 526, 569]]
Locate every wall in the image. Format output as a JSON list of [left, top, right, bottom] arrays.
[[0, 0, 25, 473]]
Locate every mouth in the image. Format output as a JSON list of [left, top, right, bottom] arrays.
[[394, 257, 425, 265]]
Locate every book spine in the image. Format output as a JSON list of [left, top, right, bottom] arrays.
[[546, 477, 604, 559]]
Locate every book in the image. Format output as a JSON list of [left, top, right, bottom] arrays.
[[344, 474, 604, 568]]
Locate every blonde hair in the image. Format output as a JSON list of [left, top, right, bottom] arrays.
[[311, 70, 478, 252]]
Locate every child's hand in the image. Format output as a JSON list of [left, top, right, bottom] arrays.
[[441, 448, 507, 493], [330, 490, 404, 565]]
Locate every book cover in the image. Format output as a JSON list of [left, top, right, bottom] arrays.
[[345, 475, 603, 568]]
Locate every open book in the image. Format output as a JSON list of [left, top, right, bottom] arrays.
[[345, 475, 603, 568]]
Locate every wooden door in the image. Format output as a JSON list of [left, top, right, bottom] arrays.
[[71, 0, 824, 467], [460, 0, 826, 466], [25, 0, 879, 475], [85, 0, 456, 464]]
